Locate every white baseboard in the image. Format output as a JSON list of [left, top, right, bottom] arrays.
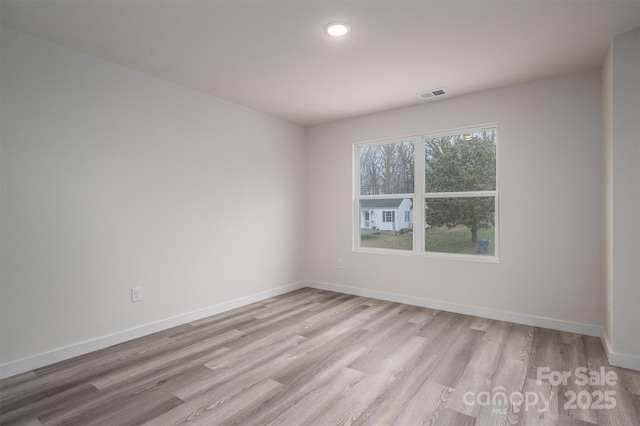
[[307, 280, 602, 338], [314, 281, 638, 371], [5, 281, 636, 379], [600, 330, 640, 371], [0, 281, 306, 380]]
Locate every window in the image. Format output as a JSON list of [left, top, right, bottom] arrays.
[[355, 125, 498, 259], [357, 140, 414, 251]]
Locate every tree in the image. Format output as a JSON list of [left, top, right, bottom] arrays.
[[360, 141, 414, 195], [425, 132, 496, 244]]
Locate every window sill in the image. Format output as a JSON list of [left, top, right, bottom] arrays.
[[352, 247, 500, 263]]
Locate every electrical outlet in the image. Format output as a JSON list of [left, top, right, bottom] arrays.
[[131, 287, 142, 303], [338, 259, 344, 269]]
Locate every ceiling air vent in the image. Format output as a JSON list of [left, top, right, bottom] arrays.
[[417, 88, 448, 100]]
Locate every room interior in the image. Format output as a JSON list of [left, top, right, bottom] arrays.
[[0, 0, 639, 424]]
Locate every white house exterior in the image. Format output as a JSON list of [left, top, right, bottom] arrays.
[[360, 199, 413, 233]]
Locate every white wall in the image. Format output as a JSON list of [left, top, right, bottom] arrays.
[[602, 28, 640, 365], [602, 42, 614, 351], [0, 27, 306, 367], [2, 24, 636, 376], [307, 70, 603, 329]]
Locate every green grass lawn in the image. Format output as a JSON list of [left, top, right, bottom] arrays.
[[360, 225, 494, 255], [360, 233, 413, 250], [425, 225, 495, 255]]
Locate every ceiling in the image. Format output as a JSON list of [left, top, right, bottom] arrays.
[[1, 1, 639, 126]]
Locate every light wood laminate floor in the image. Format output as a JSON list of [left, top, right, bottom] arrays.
[[1, 288, 639, 425]]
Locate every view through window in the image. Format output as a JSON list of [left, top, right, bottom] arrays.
[[355, 126, 498, 258], [358, 140, 414, 251]]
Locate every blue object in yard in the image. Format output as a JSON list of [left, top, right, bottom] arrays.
[[478, 239, 489, 254]]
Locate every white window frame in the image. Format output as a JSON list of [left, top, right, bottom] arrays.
[[353, 124, 499, 262]]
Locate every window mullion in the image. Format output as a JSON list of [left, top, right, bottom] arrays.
[[353, 143, 361, 250], [359, 193, 415, 200], [414, 137, 425, 252], [424, 190, 497, 198]]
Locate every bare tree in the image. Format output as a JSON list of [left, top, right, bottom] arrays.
[[359, 141, 414, 195]]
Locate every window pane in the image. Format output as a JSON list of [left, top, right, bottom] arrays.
[[360, 141, 414, 195], [425, 197, 495, 256], [360, 198, 413, 250], [425, 130, 496, 192]]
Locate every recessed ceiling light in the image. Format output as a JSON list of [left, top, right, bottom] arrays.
[[324, 23, 351, 37]]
